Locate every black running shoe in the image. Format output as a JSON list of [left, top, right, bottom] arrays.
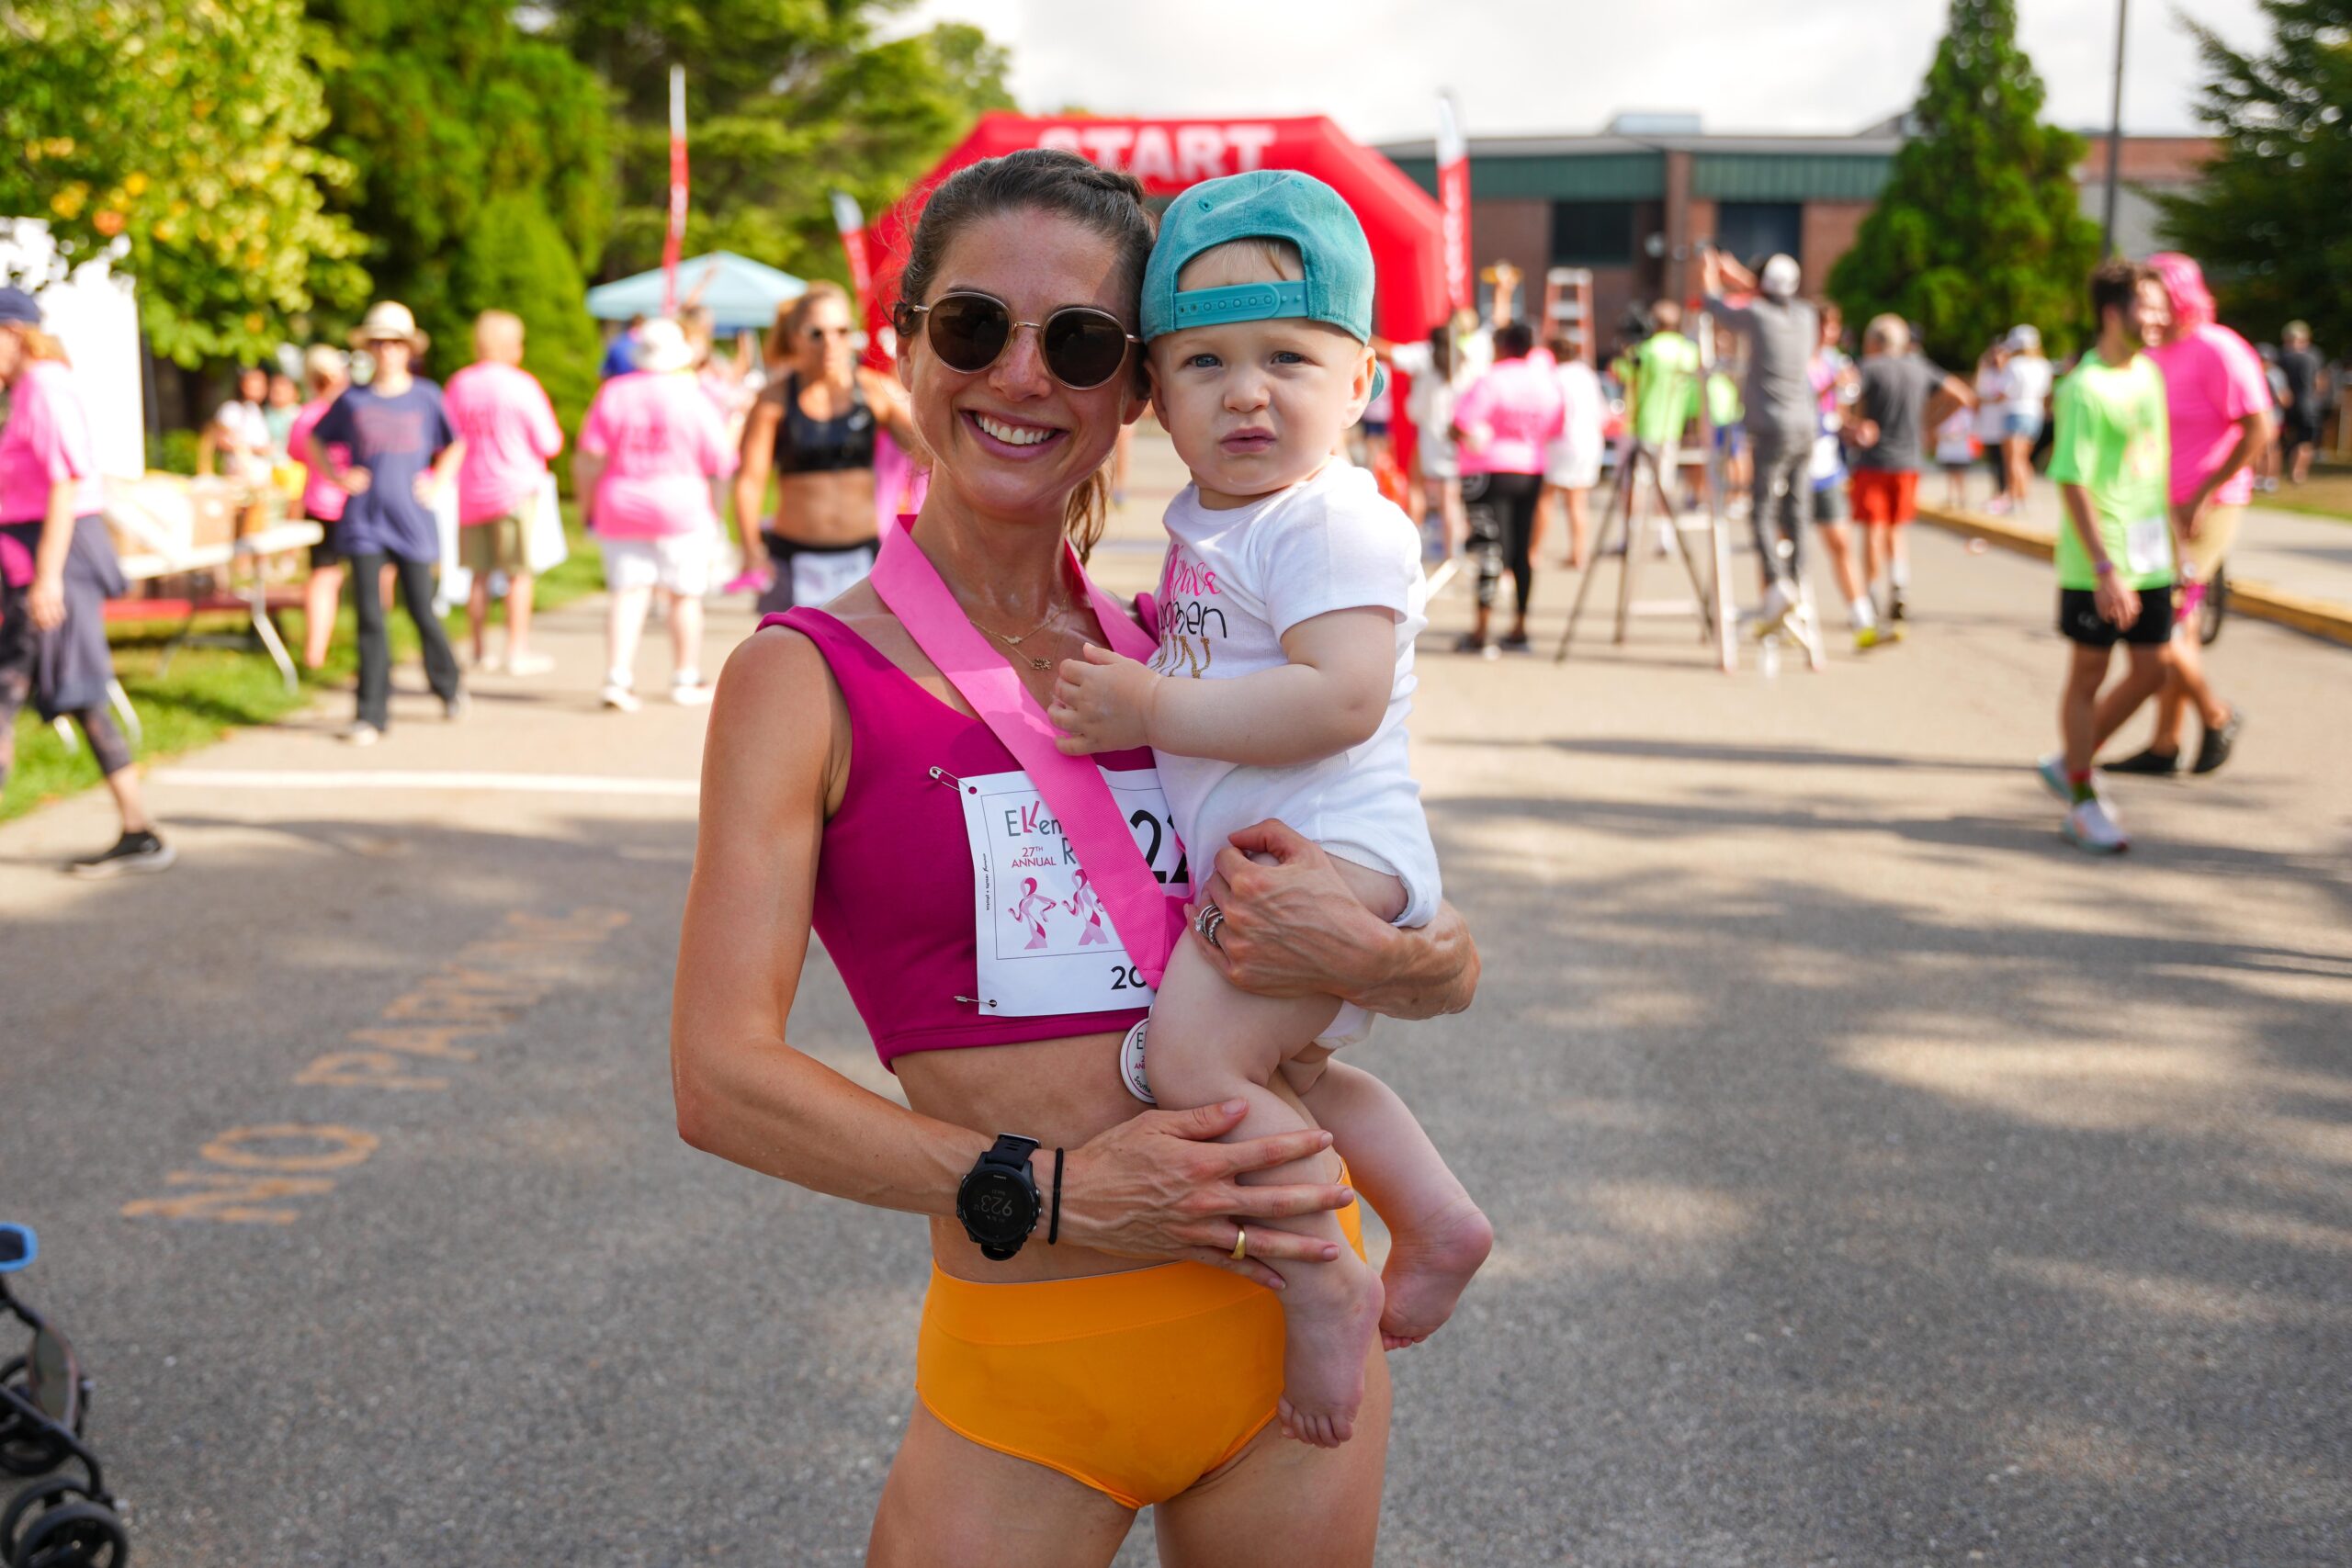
[[68, 830, 175, 879], [1889, 586, 1908, 623], [2193, 706, 2244, 775], [2105, 747, 2183, 777], [1453, 631, 1493, 658], [1497, 630, 1532, 653]]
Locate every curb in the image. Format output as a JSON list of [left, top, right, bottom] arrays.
[[1916, 503, 2352, 649]]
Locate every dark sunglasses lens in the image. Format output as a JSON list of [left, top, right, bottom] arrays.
[[927, 295, 1011, 373], [1043, 311, 1129, 389]]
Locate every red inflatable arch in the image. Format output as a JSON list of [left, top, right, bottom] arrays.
[[867, 112, 1448, 348]]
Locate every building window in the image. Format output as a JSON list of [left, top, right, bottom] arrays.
[[1713, 202, 1803, 266], [1551, 200, 1636, 266]]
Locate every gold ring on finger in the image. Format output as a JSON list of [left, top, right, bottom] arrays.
[[1231, 1226, 1248, 1261]]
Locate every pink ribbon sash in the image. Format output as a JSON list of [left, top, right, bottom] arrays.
[[869, 521, 1188, 985]]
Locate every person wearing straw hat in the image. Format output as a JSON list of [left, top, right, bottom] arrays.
[[573, 316, 733, 710], [307, 300, 468, 743]]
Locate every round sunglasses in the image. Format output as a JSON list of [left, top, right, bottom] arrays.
[[892, 290, 1139, 390]]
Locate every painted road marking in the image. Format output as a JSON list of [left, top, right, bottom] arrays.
[[150, 768, 700, 797], [124, 907, 631, 1224]]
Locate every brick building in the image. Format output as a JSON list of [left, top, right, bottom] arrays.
[[1378, 113, 2214, 353]]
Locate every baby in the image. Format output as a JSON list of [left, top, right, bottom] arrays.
[[1049, 171, 1492, 1448]]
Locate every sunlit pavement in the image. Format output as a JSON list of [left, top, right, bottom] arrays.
[[5, 430, 2347, 1565]]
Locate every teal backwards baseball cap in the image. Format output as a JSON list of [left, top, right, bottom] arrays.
[[1141, 170, 1375, 345]]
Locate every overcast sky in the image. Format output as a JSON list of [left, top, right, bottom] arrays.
[[893, 0, 2268, 142]]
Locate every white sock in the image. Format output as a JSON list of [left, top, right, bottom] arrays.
[[605, 668, 633, 689], [1891, 560, 1911, 590], [673, 668, 702, 689], [1849, 596, 1877, 629]]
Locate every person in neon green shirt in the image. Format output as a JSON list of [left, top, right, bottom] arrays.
[[2034, 258, 2179, 854], [1625, 302, 1701, 448]]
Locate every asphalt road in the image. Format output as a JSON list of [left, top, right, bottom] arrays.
[[4, 433, 2348, 1566]]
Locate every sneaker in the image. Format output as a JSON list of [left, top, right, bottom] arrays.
[[1853, 623, 1903, 651], [1496, 630, 1532, 654], [2036, 752, 2110, 809], [68, 830, 175, 879], [1452, 631, 1493, 659], [1889, 586, 1908, 623], [443, 688, 470, 723], [721, 568, 772, 597], [2105, 746, 2183, 777], [1753, 583, 1796, 637], [2192, 705, 2244, 775], [671, 678, 715, 707], [2063, 796, 2130, 854], [601, 682, 641, 713], [339, 721, 382, 747], [503, 651, 556, 678]]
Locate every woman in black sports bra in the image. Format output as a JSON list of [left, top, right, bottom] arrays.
[[735, 281, 919, 615]]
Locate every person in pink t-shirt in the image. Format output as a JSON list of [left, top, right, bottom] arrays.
[[573, 317, 733, 710], [446, 311, 566, 676], [1449, 321, 1566, 654], [288, 344, 356, 671], [2106, 253, 2267, 778], [0, 288, 170, 875]]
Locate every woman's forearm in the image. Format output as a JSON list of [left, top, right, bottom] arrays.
[[673, 1024, 989, 1219], [38, 478, 75, 579], [1343, 901, 1481, 1020]]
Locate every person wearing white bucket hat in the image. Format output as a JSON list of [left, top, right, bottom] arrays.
[[308, 299, 468, 743], [573, 316, 735, 709]]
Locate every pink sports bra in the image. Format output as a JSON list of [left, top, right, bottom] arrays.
[[766, 604, 1158, 1068]]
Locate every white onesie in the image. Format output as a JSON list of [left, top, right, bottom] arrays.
[[1148, 461, 1442, 992]]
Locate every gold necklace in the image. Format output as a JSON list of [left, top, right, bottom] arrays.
[[968, 594, 1069, 671]]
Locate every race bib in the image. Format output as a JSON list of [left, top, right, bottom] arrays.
[[789, 546, 876, 610], [2122, 514, 2172, 576], [955, 767, 1189, 1017]]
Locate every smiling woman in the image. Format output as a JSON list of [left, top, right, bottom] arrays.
[[670, 149, 1481, 1568]]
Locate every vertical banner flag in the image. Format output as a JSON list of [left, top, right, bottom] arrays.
[[1436, 94, 1472, 314], [831, 190, 888, 367], [662, 64, 688, 313]]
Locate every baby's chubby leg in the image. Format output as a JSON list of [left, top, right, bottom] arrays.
[[1145, 939, 1383, 1450], [1294, 1061, 1493, 1349]]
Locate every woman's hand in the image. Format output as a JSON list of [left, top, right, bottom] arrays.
[[28, 573, 66, 631], [1057, 1100, 1351, 1290], [1183, 818, 1480, 1020]]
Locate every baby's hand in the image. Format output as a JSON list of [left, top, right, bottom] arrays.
[[1048, 644, 1156, 754]]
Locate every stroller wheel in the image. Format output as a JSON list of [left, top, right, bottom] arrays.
[[12, 1499, 127, 1568], [0, 1431, 64, 1483], [2, 1483, 89, 1562]]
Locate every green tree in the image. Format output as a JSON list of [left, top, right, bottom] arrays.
[[2158, 0, 2352, 351], [305, 0, 611, 417], [1828, 0, 2100, 367], [0, 0, 365, 367], [547, 2, 1012, 288]]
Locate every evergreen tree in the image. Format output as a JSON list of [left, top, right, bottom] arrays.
[[305, 0, 611, 406], [2158, 0, 2352, 352], [1828, 0, 2099, 367], [546, 2, 1013, 287]]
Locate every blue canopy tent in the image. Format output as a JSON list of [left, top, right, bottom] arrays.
[[583, 251, 806, 335]]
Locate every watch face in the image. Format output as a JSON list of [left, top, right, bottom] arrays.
[[961, 1168, 1035, 1247]]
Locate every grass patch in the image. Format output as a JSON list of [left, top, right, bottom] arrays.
[[2257, 468, 2352, 525], [4, 510, 605, 824]]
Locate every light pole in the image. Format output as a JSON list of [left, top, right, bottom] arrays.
[[2101, 0, 2129, 256]]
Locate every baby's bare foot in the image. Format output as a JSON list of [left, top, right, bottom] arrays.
[[1378, 1197, 1494, 1349], [1274, 1258, 1384, 1449]]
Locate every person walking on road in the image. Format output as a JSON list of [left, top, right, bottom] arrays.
[[1848, 316, 1973, 626], [2035, 259, 2177, 855], [2277, 321, 2326, 488], [1999, 325, 2052, 510], [288, 345, 353, 672], [731, 281, 917, 615], [671, 147, 1479, 1563], [445, 310, 565, 678], [1973, 337, 2015, 512], [0, 288, 171, 875], [1452, 321, 1564, 655], [1406, 326, 1464, 562], [1702, 250, 1820, 634], [308, 301, 468, 745], [1541, 333, 1605, 570], [576, 317, 732, 710], [2106, 252, 2265, 778]]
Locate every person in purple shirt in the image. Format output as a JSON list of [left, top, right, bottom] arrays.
[[309, 301, 467, 743]]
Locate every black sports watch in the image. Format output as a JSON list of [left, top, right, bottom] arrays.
[[956, 1134, 1043, 1261]]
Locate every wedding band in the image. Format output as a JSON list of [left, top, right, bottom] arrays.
[[1231, 1227, 1248, 1261], [1198, 904, 1226, 952], [1194, 899, 1221, 937]]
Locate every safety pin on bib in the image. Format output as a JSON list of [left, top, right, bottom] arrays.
[[928, 766, 978, 795]]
